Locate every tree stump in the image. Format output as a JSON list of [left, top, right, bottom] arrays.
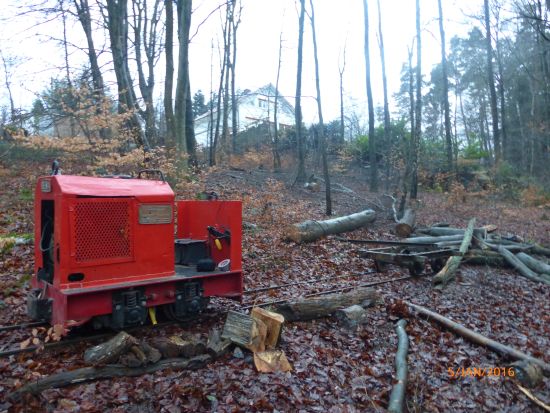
[[395, 208, 416, 237]]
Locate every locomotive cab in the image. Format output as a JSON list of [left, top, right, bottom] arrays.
[[29, 173, 243, 330]]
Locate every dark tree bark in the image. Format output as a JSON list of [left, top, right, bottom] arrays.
[[273, 31, 283, 172], [363, 0, 377, 192], [376, 0, 391, 189], [437, 0, 453, 174], [104, 0, 149, 149], [230, 1, 241, 154], [164, 0, 176, 147], [309, 0, 332, 216], [174, 0, 192, 167], [484, 0, 501, 163], [294, 0, 307, 184], [411, 0, 422, 199]]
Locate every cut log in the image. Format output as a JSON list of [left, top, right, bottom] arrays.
[[497, 246, 550, 285], [516, 252, 550, 275], [284, 209, 376, 243], [151, 335, 207, 359], [253, 350, 292, 373], [404, 301, 550, 376], [485, 242, 534, 252], [8, 354, 211, 402], [388, 320, 409, 413], [395, 208, 416, 237], [511, 360, 544, 388], [463, 250, 509, 267], [532, 244, 550, 258], [221, 311, 267, 352], [273, 288, 381, 322], [83, 331, 138, 365], [335, 304, 367, 330], [207, 328, 233, 358], [432, 218, 476, 287], [251, 307, 284, 349], [416, 226, 487, 239], [405, 234, 464, 244]]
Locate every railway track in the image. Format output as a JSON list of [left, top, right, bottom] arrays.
[[0, 272, 415, 358]]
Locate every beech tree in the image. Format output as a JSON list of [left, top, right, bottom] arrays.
[[294, 0, 307, 184], [363, 0, 377, 192]]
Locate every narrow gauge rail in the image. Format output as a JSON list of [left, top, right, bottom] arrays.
[[0, 273, 413, 358]]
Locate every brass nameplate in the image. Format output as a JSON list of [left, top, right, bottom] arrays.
[[139, 204, 172, 224]]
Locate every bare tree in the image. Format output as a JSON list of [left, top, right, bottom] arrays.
[[294, 0, 307, 184], [309, 0, 332, 215], [376, 0, 390, 188], [363, 0, 377, 192], [338, 42, 346, 145], [437, 0, 453, 175], [410, 0, 422, 199], [273, 30, 283, 172], [484, 0, 501, 163], [0, 50, 16, 124], [230, 0, 242, 154], [164, 0, 175, 146]]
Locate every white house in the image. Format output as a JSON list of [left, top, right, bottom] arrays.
[[194, 84, 295, 146]]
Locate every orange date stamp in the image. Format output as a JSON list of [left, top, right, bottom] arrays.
[[447, 366, 515, 379]]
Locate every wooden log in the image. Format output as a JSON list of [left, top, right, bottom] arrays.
[[151, 335, 206, 359], [416, 226, 487, 239], [532, 244, 550, 258], [463, 250, 509, 267], [497, 246, 550, 285], [251, 307, 285, 350], [222, 311, 267, 352], [207, 328, 233, 358], [395, 208, 416, 237], [335, 304, 367, 330], [388, 320, 409, 413], [405, 234, 464, 244], [284, 209, 376, 243], [83, 331, 138, 365], [432, 218, 475, 287], [8, 355, 211, 402], [485, 242, 534, 252], [516, 252, 550, 275], [273, 288, 381, 322], [404, 301, 550, 376], [511, 360, 544, 388]]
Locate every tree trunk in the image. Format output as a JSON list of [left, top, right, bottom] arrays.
[[294, 0, 307, 184], [338, 44, 346, 145], [498, 246, 550, 285], [83, 331, 138, 365], [273, 31, 283, 172], [309, 0, 332, 216], [416, 226, 487, 239], [404, 301, 550, 376], [411, 0, 422, 199], [8, 355, 211, 402], [395, 208, 416, 237], [164, 0, 176, 146], [388, 319, 409, 413], [463, 250, 508, 267], [516, 252, 550, 275], [363, 0, 378, 192], [405, 234, 464, 244], [273, 288, 381, 322], [437, 0, 453, 174], [484, 0, 501, 163], [432, 218, 475, 287], [284, 209, 376, 243]]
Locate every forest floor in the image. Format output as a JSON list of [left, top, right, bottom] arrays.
[[0, 159, 549, 412]]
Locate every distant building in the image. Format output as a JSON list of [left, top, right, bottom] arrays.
[[194, 84, 295, 146]]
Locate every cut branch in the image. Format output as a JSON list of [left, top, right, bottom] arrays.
[[388, 319, 409, 413], [432, 218, 475, 287], [404, 301, 550, 376]]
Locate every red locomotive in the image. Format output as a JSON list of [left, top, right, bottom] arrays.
[[27, 169, 243, 329]]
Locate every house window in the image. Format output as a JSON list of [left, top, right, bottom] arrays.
[[258, 98, 268, 108]]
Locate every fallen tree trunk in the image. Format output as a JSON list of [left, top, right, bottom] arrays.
[[284, 209, 376, 243], [273, 288, 381, 322], [416, 226, 487, 239], [463, 250, 509, 268], [516, 252, 550, 276], [83, 331, 138, 365], [405, 234, 463, 244], [395, 208, 416, 237], [8, 354, 211, 402], [432, 218, 475, 287], [497, 247, 550, 285], [531, 244, 550, 258], [388, 319, 409, 413], [404, 301, 550, 376]]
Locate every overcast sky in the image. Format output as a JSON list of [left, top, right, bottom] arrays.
[[0, 0, 487, 125]]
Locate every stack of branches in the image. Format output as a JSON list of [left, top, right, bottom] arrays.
[[406, 222, 550, 287]]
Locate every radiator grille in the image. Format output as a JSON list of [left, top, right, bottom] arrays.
[[74, 199, 132, 263]]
